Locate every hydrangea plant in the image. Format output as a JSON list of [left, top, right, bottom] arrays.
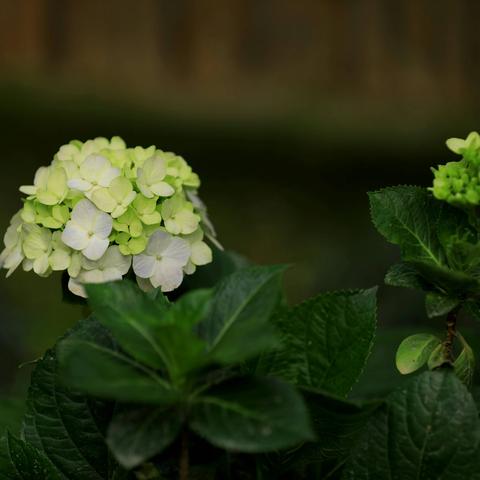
[[0, 137, 216, 297], [2, 133, 480, 479]]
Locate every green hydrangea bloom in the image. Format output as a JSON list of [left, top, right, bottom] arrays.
[[432, 132, 480, 206], [1, 136, 218, 296]]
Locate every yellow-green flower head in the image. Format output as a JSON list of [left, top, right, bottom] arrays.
[[1, 136, 217, 296], [432, 132, 480, 206]]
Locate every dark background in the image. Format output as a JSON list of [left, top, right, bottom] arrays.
[[1, 0, 479, 397]]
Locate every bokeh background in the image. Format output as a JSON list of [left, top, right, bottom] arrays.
[[1, 0, 480, 397]]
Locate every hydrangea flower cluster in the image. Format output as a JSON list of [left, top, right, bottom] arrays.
[[431, 131, 480, 206], [0, 137, 217, 297]]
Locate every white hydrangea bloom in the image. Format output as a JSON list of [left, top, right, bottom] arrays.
[[133, 230, 190, 292], [62, 199, 113, 260], [68, 245, 131, 298], [68, 155, 120, 195], [2, 136, 216, 296]]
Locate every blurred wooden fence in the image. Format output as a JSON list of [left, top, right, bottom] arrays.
[[0, 0, 478, 101]]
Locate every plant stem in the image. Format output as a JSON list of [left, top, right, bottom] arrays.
[[179, 430, 189, 480], [444, 308, 458, 363]]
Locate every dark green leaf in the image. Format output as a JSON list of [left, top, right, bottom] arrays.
[[263, 388, 380, 476], [189, 377, 314, 452], [200, 265, 286, 363], [413, 260, 478, 296], [257, 289, 377, 396], [384, 262, 429, 290], [427, 343, 448, 370], [370, 186, 480, 296], [85, 281, 170, 370], [343, 371, 480, 479], [395, 333, 441, 374], [0, 433, 62, 480], [58, 339, 176, 405], [107, 406, 183, 469], [87, 282, 210, 381], [425, 292, 460, 318], [369, 186, 445, 265], [23, 318, 115, 480], [162, 289, 212, 329], [455, 333, 475, 388]]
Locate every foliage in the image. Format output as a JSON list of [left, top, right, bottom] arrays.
[[3, 132, 480, 478]]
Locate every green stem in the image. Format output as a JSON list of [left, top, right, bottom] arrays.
[[443, 308, 458, 363]]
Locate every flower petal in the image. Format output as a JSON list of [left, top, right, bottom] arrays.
[[98, 166, 121, 187], [81, 269, 105, 283], [62, 223, 89, 250], [146, 230, 172, 256], [136, 276, 155, 292], [82, 236, 109, 261], [150, 182, 175, 197], [92, 210, 113, 239], [150, 257, 184, 292], [102, 245, 132, 274], [68, 277, 87, 298], [71, 199, 97, 228], [68, 179, 92, 192], [162, 236, 190, 266], [91, 188, 117, 213], [132, 254, 156, 278], [33, 254, 50, 275], [49, 249, 71, 271], [80, 155, 110, 183], [191, 241, 212, 266]]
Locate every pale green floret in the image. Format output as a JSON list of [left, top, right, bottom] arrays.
[[113, 208, 144, 238], [115, 232, 148, 256], [49, 231, 73, 271], [20, 165, 68, 206], [132, 145, 156, 168], [62, 199, 113, 261], [161, 194, 200, 235], [165, 152, 200, 188], [91, 176, 136, 218], [21, 201, 70, 229], [136, 155, 175, 198], [0, 212, 25, 277], [132, 230, 190, 292], [22, 224, 53, 276], [447, 132, 480, 164], [67, 154, 120, 195], [68, 245, 131, 298], [131, 194, 162, 225], [182, 228, 213, 275]]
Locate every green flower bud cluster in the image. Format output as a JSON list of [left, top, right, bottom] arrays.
[[431, 132, 480, 206], [0, 137, 218, 297]]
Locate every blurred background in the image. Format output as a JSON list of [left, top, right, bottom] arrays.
[[1, 0, 480, 397]]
